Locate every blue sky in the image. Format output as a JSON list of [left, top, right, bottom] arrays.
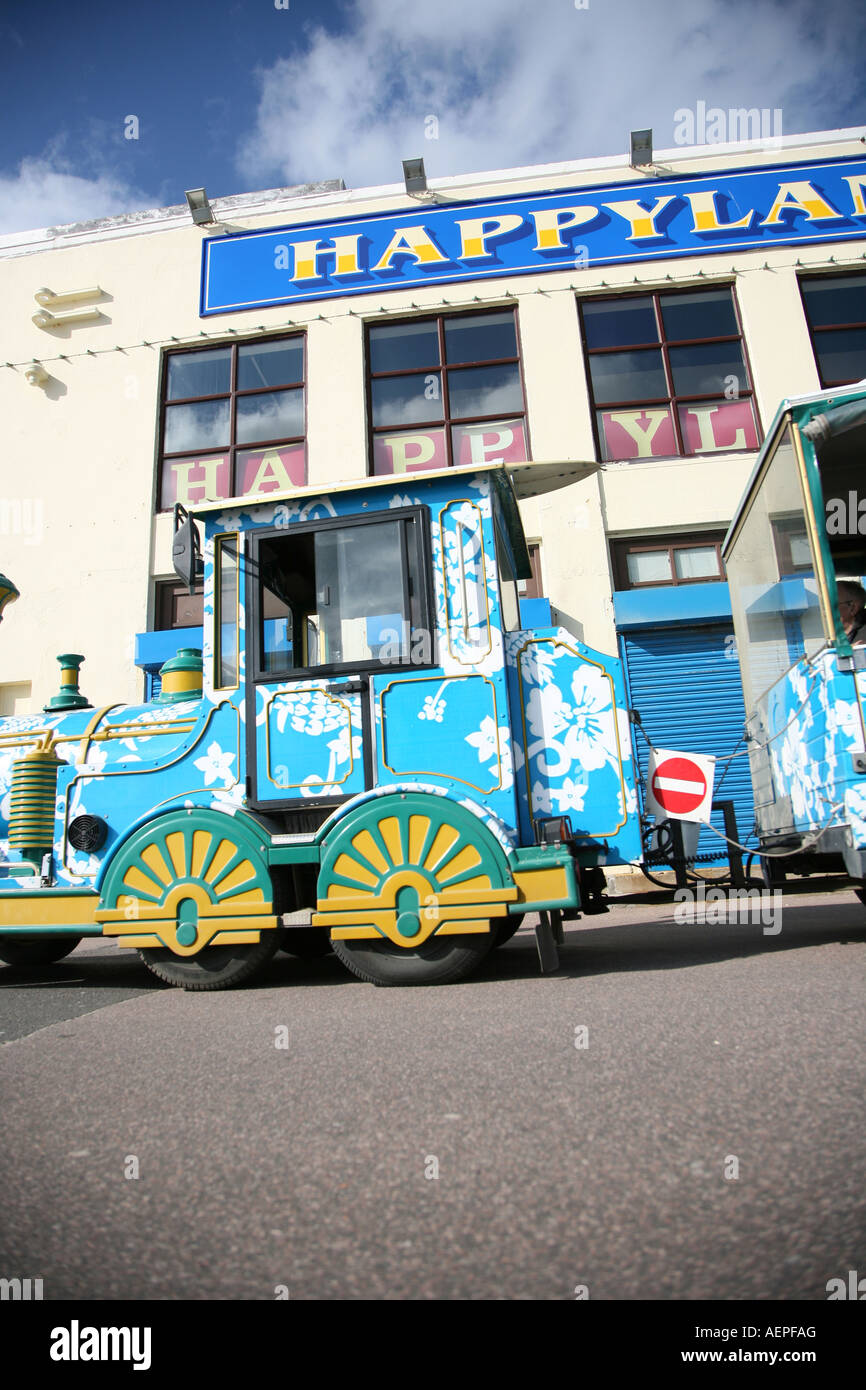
[[0, 0, 864, 234]]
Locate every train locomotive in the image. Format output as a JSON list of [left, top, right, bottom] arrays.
[[0, 460, 642, 989]]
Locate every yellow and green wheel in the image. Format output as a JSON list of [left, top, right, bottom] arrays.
[[97, 809, 279, 990], [314, 793, 518, 985]]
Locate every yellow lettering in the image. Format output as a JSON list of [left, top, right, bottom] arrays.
[[379, 434, 436, 474], [292, 234, 362, 281], [759, 181, 843, 226], [247, 452, 294, 494], [455, 214, 525, 260], [684, 405, 747, 452], [605, 410, 670, 457], [529, 206, 597, 251], [465, 427, 516, 465], [683, 190, 754, 234], [843, 174, 866, 218], [171, 457, 224, 504], [372, 226, 448, 272], [602, 196, 677, 240]]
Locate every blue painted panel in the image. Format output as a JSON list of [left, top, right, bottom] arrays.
[[505, 628, 642, 865], [614, 583, 731, 629], [254, 682, 366, 803], [135, 627, 204, 668], [519, 597, 551, 627]]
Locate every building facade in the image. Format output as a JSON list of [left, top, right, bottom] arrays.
[[1, 127, 864, 861]]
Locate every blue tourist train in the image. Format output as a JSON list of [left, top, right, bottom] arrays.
[[0, 460, 642, 988], [722, 379, 866, 895]]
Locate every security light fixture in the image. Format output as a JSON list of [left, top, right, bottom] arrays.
[[630, 129, 653, 168], [402, 158, 427, 195], [185, 188, 215, 225]]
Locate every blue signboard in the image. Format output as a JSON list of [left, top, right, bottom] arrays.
[[201, 156, 866, 316]]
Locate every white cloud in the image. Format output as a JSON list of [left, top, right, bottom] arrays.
[[0, 153, 156, 236], [237, 0, 866, 191]]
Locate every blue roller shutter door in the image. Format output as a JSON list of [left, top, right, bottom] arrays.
[[620, 623, 755, 866]]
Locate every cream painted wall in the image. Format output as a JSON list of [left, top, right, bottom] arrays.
[[1, 134, 863, 711]]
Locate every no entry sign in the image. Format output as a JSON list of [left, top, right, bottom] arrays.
[[645, 748, 716, 823]]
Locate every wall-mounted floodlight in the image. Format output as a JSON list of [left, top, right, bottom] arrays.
[[629, 129, 653, 168], [185, 188, 215, 225], [402, 158, 427, 195]]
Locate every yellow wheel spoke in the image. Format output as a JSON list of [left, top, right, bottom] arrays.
[[190, 829, 213, 879], [423, 823, 460, 873], [436, 844, 482, 883], [164, 831, 187, 879], [333, 853, 379, 889], [140, 842, 173, 886], [408, 815, 431, 865]]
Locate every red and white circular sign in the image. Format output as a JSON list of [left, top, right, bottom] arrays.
[[650, 756, 708, 816]]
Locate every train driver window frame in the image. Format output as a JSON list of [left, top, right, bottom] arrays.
[[249, 507, 434, 680]]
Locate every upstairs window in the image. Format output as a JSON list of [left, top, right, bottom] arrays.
[[800, 273, 866, 387], [367, 310, 529, 476], [580, 287, 760, 462], [159, 335, 305, 509], [612, 532, 726, 589]]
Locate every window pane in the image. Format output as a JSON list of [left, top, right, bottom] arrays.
[[314, 523, 409, 664], [238, 339, 303, 390], [588, 348, 666, 405], [451, 418, 527, 468], [216, 538, 239, 688], [582, 297, 657, 349], [371, 374, 443, 427], [669, 341, 747, 396], [674, 546, 719, 579], [660, 290, 738, 341], [236, 387, 304, 444], [369, 321, 440, 373], [813, 327, 866, 385], [725, 425, 824, 712], [597, 406, 675, 461], [627, 550, 672, 584], [447, 363, 523, 418], [444, 311, 517, 364], [237, 444, 306, 495], [372, 427, 447, 475], [161, 454, 230, 508], [166, 348, 231, 400], [677, 398, 759, 454], [164, 399, 230, 453], [801, 274, 866, 328]]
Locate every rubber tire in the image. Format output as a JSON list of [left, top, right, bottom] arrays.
[[330, 931, 493, 987], [137, 933, 280, 991], [490, 917, 523, 949], [278, 928, 333, 959], [0, 935, 82, 968], [854, 887, 866, 907]]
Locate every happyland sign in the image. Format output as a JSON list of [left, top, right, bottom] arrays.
[[201, 156, 866, 316]]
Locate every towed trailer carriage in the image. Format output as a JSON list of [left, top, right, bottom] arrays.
[[0, 460, 642, 989], [722, 379, 866, 896]]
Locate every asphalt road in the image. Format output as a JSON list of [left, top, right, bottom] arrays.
[[0, 892, 864, 1301]]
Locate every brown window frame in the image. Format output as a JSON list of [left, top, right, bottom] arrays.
[[611, 532, 727, 590], [798, 271, 866, 388], [578, 284, 761, 462], [154, 578, 204, 631], [518, 541, 544, 598], [157, 332, 306, 511], [365, 306, 529, 474]]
